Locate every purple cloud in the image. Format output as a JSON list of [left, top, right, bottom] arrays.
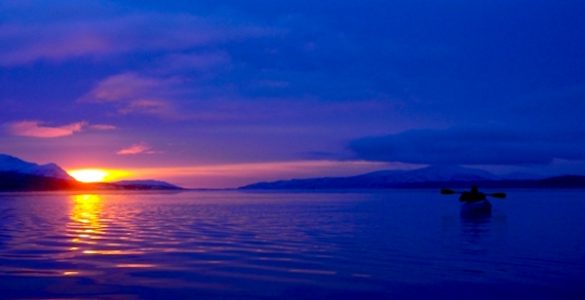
[[0, 9, 274, 66], [90, 124, 117, 131], [156, 51, 231, 73], [117, 143, 156, 155], [80, 72, 182, 119], [6, 120, 86, 138], [5, 120, 116, 138], [81, 73, 174, 103]]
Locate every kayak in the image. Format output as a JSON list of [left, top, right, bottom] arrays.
[[460, 199, 492, 216]]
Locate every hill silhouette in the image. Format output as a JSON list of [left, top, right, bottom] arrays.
[[0, 154, 182, 192], [240, 166, 585, 190]]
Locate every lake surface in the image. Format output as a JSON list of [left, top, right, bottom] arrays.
[[0, 190, 584, 299]]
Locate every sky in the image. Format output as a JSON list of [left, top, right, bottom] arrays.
[[1, 0, 585, 188]]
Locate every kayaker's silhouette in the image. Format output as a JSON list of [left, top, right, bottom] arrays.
[[458, 185, 486, 203], [441, 186, 506, 217], [440, 186, 506, 201]]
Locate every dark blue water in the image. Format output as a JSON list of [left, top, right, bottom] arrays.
[[0, 190, 584, 299]]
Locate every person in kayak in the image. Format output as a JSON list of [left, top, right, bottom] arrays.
[[459, 185, 486, 203]]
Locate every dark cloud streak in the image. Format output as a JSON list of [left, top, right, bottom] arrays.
[[349, 128, 585, 166]]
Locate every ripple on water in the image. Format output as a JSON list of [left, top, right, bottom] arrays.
[[0, 191, 584, 299]]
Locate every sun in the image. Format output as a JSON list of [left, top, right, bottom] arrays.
[[68, 169, 108, 183], [68, 168, 130, 183]]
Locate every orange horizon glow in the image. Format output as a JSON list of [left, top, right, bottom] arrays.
[[65, 159, 404, 188], [68, 169, 130, 183]]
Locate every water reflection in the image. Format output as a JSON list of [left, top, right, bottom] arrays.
[[0, 191, 583, 299], [67, 194, 148, 259], [458, 206, 508, 258], [68, 194, 104, 251], [460, 210, 492, 246]]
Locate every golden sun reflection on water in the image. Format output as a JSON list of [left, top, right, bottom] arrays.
[[66, 194, 153, 275], [69, 194, 104, 244], [62, 271, 80, 276]]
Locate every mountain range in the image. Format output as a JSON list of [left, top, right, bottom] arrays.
[[0, 154, 182, 191], [0, 154, 72, 180], [3, 153, 585, 191], [240, 165, 585, 190]]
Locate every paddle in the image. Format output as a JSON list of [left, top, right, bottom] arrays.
[[489, 192, 507, 199], [440, 188, 457, 195], [440, 188, 507, 199]]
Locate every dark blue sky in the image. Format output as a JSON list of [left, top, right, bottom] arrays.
[[1, 0, 584, 187]]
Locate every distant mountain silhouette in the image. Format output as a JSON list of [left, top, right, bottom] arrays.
[[240, 165, 585, 190], [0, 154, 182, 191], [0, 154, 72, 180], [113, 180, 182, 190]]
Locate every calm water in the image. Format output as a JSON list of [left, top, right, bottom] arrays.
[[0, 190, 584, 299]]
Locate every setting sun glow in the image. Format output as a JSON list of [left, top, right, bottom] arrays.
[[68, 169, 109, 183]]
